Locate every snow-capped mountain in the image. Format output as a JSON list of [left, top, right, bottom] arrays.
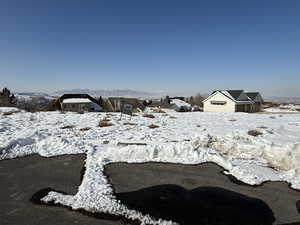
[[52, 89, 160, 98]]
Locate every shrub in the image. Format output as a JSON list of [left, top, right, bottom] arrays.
[[98, 120, 114, 127], [148, 124, 159, 129], [248, 130, 263, 137], [124, 122, 137, 126], [80, 127, 91, 131], [143, 114, 155, 119], [258, 126, 268, 129], [61, 125, 76, 129], [3, 111, 19, 116]]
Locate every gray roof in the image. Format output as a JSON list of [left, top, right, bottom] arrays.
[[245, 92, 259, 101], [226, 90, 244, 100], [210, 90, 244, 100]]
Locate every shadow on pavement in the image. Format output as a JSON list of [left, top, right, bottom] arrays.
[[116, 184, 275, 225]]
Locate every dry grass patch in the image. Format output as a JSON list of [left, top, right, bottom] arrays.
[[169, 116, 177, 119], [61, 125, 76, 129], [2, 111, 20, 116], [152, 108, 166, 113], [248, 130, 263, 137], [258, 126, 268, 129], [132, 108, 142, 113], [80, 127, 91, 131], [229, 119, 237, 122], [143, 114, 155, 119], [148, 124, 159, 129], [98, 120, 114, 127], [124, 122, 137, 126]]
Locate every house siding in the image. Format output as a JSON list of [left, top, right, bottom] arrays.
[[203, 92, 236, 112]]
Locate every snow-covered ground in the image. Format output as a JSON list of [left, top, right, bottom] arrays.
[[1, 107, 300, 224], [264, 104, 300, 113]]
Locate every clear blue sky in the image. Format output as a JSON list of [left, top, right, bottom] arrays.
[[0, 0, 299, 97]]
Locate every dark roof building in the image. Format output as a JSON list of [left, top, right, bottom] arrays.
[[245, 92, 264, 103]]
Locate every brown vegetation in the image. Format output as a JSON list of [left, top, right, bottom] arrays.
[[148, 124, 159, 129], [143, 114, 155, 119], [79, 127, 91, 131], [61, 125, 76, 129], [258, 126, 268, 129], [3, 111, 19, 116], [248, 130, 263, 137], [98, 120, 114, 127], [124, 122, 137, 126], [152, 108, 166, 113], [169, 116, 177, 119]]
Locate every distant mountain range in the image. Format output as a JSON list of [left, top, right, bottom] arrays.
[[264, 96, 300, 104], [15, 90, 300, 103], [52, 89, 161, 98], [17, 92, 51, 97]]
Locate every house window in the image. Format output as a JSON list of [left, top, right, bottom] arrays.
[[211, 101, 226, 105]]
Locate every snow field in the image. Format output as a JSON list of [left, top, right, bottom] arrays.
[[1, 107, 300, 224]]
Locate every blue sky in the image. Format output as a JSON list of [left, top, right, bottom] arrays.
[[0, 0, 299, 97]]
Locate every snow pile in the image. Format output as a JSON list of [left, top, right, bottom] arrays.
[[0, 107, 21, 113], [1, 109, 300, 224], [170, 99, 191, 108], [62, 98, 92, 103], [264, 104, 300, 113]]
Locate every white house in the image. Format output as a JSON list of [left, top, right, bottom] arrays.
[[203, 90, 263, 113]]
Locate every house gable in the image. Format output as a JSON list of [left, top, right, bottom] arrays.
[[245, 92, 264, 103], [203, 91, 236, 112], [203, 90, 236, 103]]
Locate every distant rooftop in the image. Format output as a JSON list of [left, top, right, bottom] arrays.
[[62, 98, 91, 104]]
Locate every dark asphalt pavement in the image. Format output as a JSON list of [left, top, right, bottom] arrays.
[[0, 154, 124, 225], [105, 162, 300, 225], [1, 155, 300, 225]]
